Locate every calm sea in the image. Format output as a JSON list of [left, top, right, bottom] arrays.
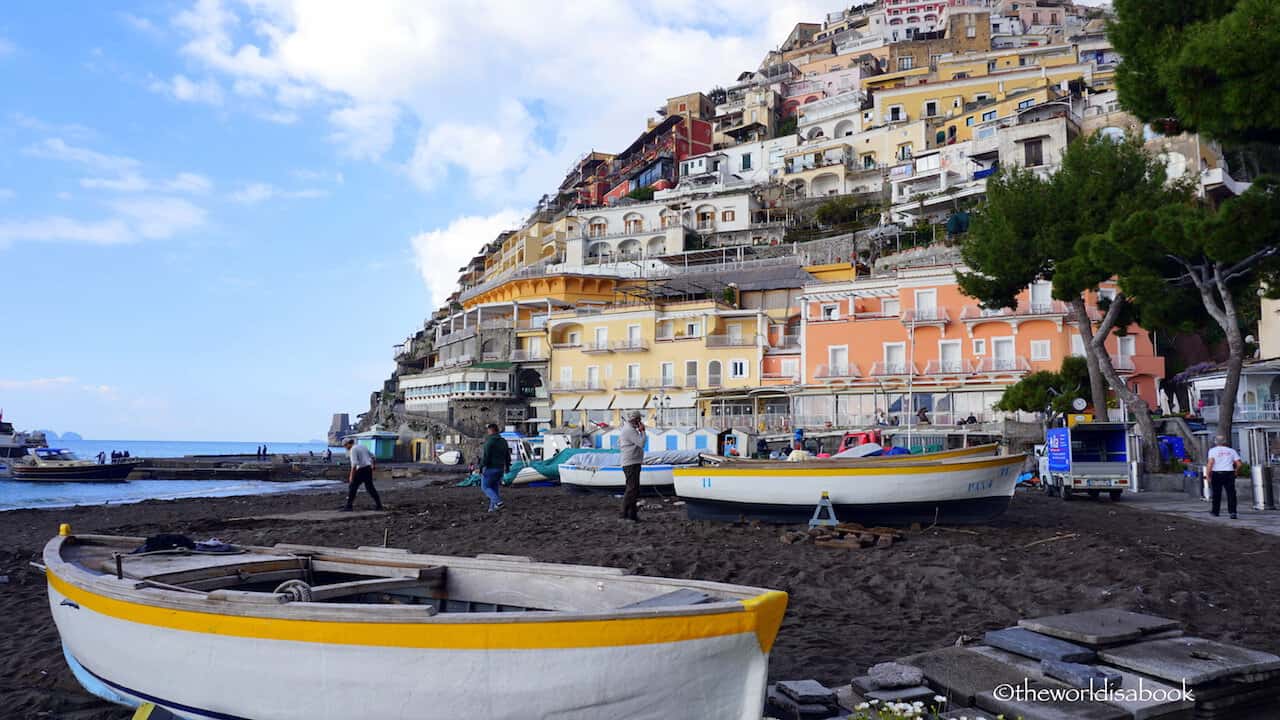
[[1, 439, 340, 512]]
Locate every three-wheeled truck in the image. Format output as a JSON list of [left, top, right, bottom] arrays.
[[1041, 422, 1134, 501]]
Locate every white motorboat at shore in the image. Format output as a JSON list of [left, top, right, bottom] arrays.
[[673, 452, 1024, 526], [558, 450, 702, 494], [44, 530, 787, 720]]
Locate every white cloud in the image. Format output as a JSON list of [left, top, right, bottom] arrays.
[[151, 73, 225, 105], [165, 0, 832, 202], [81, 171, 212, 194], [409, 209, 523, 306], [122, 13, 163, 37], [229, 182, 327, 204], [26, 138, 140, 175], [0, 377, 78, 391], [293, 168, 344, 184], [10, 114, 96, 141], [0, 197, 206, 248]]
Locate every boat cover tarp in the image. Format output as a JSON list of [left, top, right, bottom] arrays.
[[561, 450, 703, 469], [834, 443, 884, 458], [457, 447, 613, 487]]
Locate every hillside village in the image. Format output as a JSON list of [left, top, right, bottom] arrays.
[[355, 0, 1258, 460]]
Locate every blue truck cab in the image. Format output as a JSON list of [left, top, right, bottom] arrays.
[[1041, 422, 1134, 501]]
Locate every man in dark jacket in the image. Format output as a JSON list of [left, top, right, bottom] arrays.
[[619, 410, 646, 521], [479, 423, 510, 512]]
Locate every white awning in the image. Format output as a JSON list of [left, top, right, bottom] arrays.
[[613, 392, 650, 409], [578, 395, 614, 410], [660, 391, 698, 408], [551, 396, 581, 411]]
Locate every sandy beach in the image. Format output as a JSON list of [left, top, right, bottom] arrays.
[[5, 479, 1280, 719]]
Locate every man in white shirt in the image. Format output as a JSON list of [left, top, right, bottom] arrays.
[[342, 438, 383, 512], [1206, 435, 1242, 519]]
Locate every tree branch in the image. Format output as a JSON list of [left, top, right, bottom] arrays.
[[1221, 245, 1279, 283], [1092, 292, 1125, 343]]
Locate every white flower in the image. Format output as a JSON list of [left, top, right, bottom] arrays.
[[855, 702, 869, 710], [934, 694, 947, 703], [913, 700, 925, 707], [869, 699, 879, 705]]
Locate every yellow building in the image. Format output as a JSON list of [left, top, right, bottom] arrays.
[[483, 215, 581, 279], [870, 63, 1092, 134], [546, 299, 770, 428]]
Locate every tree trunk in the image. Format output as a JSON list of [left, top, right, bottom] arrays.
[[1070, 296, 1110, 413], [1089, 295, 1160, 466], [1209, 264, 1246, 446]]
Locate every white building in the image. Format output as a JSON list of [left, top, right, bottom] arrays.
[[797, 91, 872, 142], [566, 192, 760, 264], [401, 368, 518, 415], [664, 136, 798, 194]]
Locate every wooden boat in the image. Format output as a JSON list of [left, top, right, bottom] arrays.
[[558, 450, 702, 495], [12, 448, 136, 482], [673, 452, 1025, 525], [704, 442, 999, 465], [44, 530, 787, 720]]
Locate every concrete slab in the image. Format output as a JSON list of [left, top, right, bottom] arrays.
[[1121, 491, 1280, 537], [1099, 636, 1280, 685], [777, 680, 836, 705], [985, 627, 1096, 663], [1019, 609, 1182, 647], [972, 646, 1195, 719], [229, 509, 389, 522], [938, 708, 997, 720], [864, 685, 937, 704], [1041, 660, 1122, 690], [899, 646, 1064, 706]]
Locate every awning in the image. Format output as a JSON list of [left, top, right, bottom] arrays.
[[613, 392, 650, 409], [578, 395, 614, 410], [551, 396, 581, 411], [660, 391, 698, 408]]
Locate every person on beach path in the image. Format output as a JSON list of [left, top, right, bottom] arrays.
[[342, 438, 383, 511], [619, 410, 646, 522], [479, 423, 510, 512], [1206, 435, 1242, 519]]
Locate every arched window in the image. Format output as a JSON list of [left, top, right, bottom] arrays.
[[708, 360, 723, 387]]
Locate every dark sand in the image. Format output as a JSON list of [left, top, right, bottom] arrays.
[[5, 481, 1280, 719]]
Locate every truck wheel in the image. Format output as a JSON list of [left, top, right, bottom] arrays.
[[1046, 484, 1058, 497], [1061, 488, 1074, 501], [1109, 490, 1122, 501], [1088, 490, 1100, 499]]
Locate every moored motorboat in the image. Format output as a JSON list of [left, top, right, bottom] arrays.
[[673, 452, 1025, 525], [11, 448, 136, 482], [559, 450, 702, 494], [44, 530, 787, 720]]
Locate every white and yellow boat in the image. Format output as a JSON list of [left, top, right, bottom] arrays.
[[673, 452, 1025, 525], [44, 530, 787, 720]]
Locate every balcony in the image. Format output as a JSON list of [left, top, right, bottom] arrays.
[[815, 363, 861, 380], [901, 308, 950, 328], [582, 342, 614, 354], [767, 334, 800, 352], [437, 326, 477, 346], [617, 377, 649, 391], [393, 343, 408, 359], [1111, 355, 1135, 373], [762, 372, 801, 384], [923, 359, 972, 376], [436, 355, 474, 369], [611, 339, 650, 352], [706, 333, 758, 348], [656, 331, 701, 342], [550, 380, 607, 392], [515, 317, 549, 331], [1202, 402, 1280, 424], [973, 357, 1031, 374], [510, 349, 548, 362], [870, 361, 917, 377], [479, 318, 514, 330], [551, 339, 582, 350]]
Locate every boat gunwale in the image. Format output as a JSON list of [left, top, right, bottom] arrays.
[[674, 451, 1026, 476], [691, 442, 999, 466], [44, 536, 775, 627]]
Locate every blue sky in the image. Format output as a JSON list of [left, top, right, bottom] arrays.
[[1, 1, 822, 441]]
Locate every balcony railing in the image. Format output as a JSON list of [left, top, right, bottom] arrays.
[[706, 333, 758, 347], [510, 349, 548, 362], [479, 319, 514, 330], [582, 342, 614, 354], [973, 357, 1031, 374], [769, 334, 800, 350], [515, 316, 549, 331], [437, 327, 477, 345], [923, 359, 972, 375], [901, 308, 951, 325], [551, 340, 582, 349], [762, 372, 802, 383], [656, 332, 701, 342], [393, 343, 408, 359], [550, 380, 607, 392], [1202, 402, 1280, 423], [870, 361, 917, 377], [617, 377, 648, 391], [436, 355, 474, 369], [815, 363, 861, 379], [611, 339, 650, 352], [1110, 355, 1135, 372]]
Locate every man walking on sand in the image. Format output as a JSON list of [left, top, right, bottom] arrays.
[[619, 410, 646, 521], [1206, 435, 1242, 519], [479, 423, 510, 512], [342, 438, 383, 512]]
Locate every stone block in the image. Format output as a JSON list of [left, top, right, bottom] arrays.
[[864, 685, 937, 704], [899, 646, 1057, 707], [777, 679, 836, 705], [1019, 609, 1181, 647], [974, 682, 1130, 720], [1098, 636, 1280, 685], [985, 627, 1096, 663], [868, 661, 925, 689], [1041, 660, 1122, 690]]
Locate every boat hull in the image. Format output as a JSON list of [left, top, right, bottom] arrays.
[[12, 463, 134, 482], [558, 463, 685, 495], [46, 541, 785, 720], [673, 454, 1023, 526]]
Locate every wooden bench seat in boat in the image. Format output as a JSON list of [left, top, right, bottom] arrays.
[[620, 588, 715, 609]]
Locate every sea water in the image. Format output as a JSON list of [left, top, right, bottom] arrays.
[[1, 438, 339, 511]]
